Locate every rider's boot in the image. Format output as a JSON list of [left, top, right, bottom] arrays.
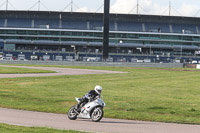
[[75, 104, 81, 113]]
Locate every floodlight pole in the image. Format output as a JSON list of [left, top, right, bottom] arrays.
[[103, 0, 110, 61]]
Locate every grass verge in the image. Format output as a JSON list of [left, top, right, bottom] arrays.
[[0, 67, 55, 74], [0, 123, 87, 133]]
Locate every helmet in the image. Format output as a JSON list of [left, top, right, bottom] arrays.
[[94, 85, 102, 95]]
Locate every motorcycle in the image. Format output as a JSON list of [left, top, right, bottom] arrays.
[[68, 96, 106, 122]]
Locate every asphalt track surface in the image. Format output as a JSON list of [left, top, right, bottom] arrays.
[[0, 108, 200, 133], [0, 65, 126, 78], [0, 65, 200, 133]]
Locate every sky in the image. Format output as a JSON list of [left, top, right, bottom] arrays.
[[0, 0, 200, 17]]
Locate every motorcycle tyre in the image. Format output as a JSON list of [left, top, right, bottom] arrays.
[[68, 106, 78, 120], [91, 107, 104, 122]]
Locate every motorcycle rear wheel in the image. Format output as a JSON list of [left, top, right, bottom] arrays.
[[68, 106, 78, 120], [91, 107, 104, 122]]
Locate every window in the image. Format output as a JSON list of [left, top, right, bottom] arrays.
[[16, 30, 26, 35], [6, 30, 16, 34], [28, 30, 38, 35]]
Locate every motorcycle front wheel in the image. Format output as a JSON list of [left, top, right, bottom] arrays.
[[91, 107, 104, 122], [68, 106, 78, 120]]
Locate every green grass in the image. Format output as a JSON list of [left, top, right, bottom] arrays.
[[0, 64, 200, 124], [0, 67, 55, 74], [0, 123, 87, 133]]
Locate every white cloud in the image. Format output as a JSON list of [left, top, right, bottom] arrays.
[[148, 3, 168, 15], [179, 3, 199, 17], [111, 0, 137, 13], [110, 0, 200, 17], [75, 7, 89, 12], [75, 7, 98, 13], [110, 0, 167, 14]]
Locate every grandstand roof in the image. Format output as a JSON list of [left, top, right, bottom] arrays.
[[0, 10, 200, 25]]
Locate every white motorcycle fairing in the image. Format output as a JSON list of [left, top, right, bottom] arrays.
[[76, 96, 105, 119]]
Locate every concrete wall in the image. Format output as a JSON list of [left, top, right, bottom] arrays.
[[0, 61, 184, 68]]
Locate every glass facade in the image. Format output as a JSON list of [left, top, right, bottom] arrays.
[[0, 28, 200, 60], [0, 28, 200, 47]]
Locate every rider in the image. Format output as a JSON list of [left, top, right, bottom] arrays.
[[76, 85, 103, 112]]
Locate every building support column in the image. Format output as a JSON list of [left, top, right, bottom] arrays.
[[103, 0, 110, 61]]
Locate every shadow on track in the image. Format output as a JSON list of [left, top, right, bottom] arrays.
[[77, 118, 146, 125]]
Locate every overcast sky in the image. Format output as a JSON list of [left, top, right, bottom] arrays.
[[1, 0, 200, 17]]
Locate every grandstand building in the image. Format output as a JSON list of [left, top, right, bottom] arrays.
[[0, 10, 200, 62]]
